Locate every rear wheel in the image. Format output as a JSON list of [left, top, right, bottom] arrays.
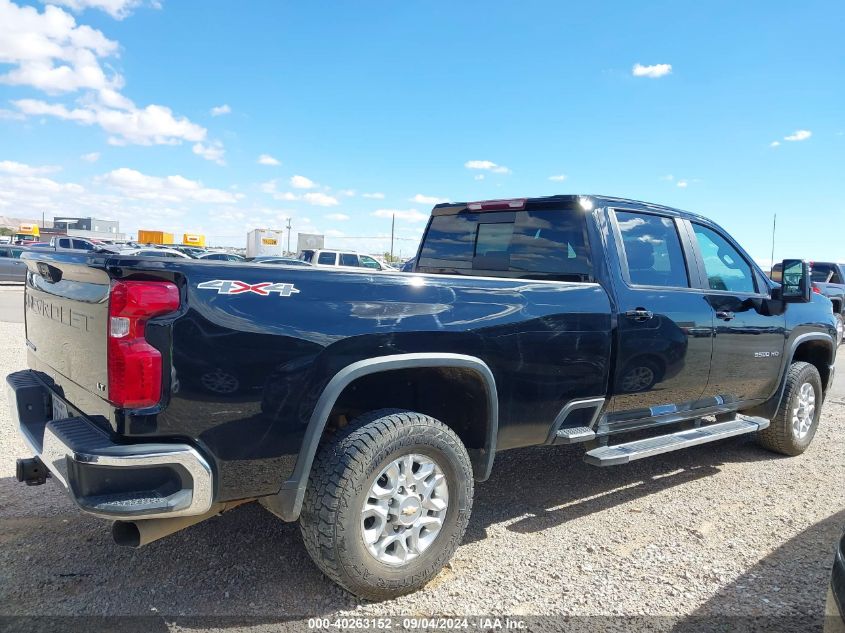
[[757, 361, 823, 456], [299, 409, 473, 600]]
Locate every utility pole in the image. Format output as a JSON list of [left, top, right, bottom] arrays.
[[286, 217, 292, 254], [42, 211, 45, 229], [770, 213, 777, 271], [390, 213, 395, 261]]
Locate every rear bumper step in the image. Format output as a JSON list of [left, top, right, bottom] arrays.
[[6, 370, 213, 520], [584, 415, 770, 466]]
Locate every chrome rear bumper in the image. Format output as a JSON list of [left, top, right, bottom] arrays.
[[7, 370, 213, 520]]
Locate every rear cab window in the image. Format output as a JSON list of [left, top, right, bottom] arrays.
[[417, 200, 592, 282]]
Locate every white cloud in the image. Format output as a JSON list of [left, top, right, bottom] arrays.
[[257, 153, 280, 166], [290, 174, 316, 189], [13, 97, 207, 146], [303, 192, 338, 207], [210, 104, 231, 116], [410, 193, 447, 204], [676, 180, 689, 188], [0, 2, 120, 93], [80, 151, 100, 162], [372, 208, 429, 223], [338, 189, 356, 197], [362, 192, 385, 199], [632, 63, 672, 78], [192, 140, 226, 165], [100, 168, 242, 204], [548, 174, 567, 182], [474, 174, 485, 181], [770, 141, 781, 148], [273, 192, 299, 201], [464, 159, 511, 174], [661, 174, 674, 181], [45, 0, 156, 20], [325, 213, 350, 221], [0, 3, 209, 149], [784, 129, 812, 142], [0, 160, 61, 176]]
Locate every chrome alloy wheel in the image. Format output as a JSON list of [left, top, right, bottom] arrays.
[[361, 454, 449, 566], [792, 382, 816, 440]]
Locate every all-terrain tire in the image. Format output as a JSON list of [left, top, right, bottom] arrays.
[[757, 361, 823, 456], [299, 409, 474, 600]]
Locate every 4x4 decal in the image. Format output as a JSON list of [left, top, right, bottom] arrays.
[[197, 280, 300, 297]]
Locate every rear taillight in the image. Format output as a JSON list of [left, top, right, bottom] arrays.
[[812, 285, 822, 294], [107, 280, 180, 408], [467, 198, 527, 211]]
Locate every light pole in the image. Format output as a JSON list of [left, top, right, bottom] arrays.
[[390, 213, 395, 261], [286, 217, 292, 254]]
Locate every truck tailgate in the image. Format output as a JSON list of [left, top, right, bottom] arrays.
[[23, 253, 111, 398]]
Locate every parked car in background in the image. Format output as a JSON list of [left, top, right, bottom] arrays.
[[171, 245, 207, 258], [50, 236, 119, 253], [119, 247, 192, 258], [772, 261, 845, 345], [0, 244, 28, 281], [249, 256, 312, 266], [299, 249, 385, 270], [197, 252, 246, 262]]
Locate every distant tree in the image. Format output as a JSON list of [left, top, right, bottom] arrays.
[[0, 227, 13, 236]]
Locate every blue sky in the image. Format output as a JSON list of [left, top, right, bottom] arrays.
[[0, 0, 842, 262]]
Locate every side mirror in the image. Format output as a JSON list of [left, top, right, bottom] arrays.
[[780, 259, 812, 303]]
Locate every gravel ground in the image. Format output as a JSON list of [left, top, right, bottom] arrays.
[[1, 315, 844, 631]]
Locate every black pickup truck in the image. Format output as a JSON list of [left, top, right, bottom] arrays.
[[7, 195, 838, 599]]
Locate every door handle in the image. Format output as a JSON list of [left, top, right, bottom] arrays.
[[624, 308, 654, 321], [716, 310, 735, 321]]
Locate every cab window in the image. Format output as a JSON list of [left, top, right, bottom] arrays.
[[317, 251, 337, 265], [692, 224, 756, 293]]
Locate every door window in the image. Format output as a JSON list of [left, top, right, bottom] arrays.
[[360, 255, 382, 270], [615, 212, 689, 288], [317, 251, 337, 265], [692, 224, 756, 293], [340, 253, 359, 267]]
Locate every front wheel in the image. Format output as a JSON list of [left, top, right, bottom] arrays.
[[299, 409, 474, 600], [757, 361, 823, 456]]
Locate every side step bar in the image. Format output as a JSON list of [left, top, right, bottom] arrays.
[[555, 426, 596, 444], [584, 415, 770, 466]]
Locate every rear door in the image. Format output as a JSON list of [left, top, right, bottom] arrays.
[[607, 209, 715, 422], [688, 221, 785, 402]]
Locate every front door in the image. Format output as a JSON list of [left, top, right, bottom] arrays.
[[607, 209, 715, 422], [688, 221, 786, 403]]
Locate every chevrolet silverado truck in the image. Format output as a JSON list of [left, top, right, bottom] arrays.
[[7, 195, 837, 599]]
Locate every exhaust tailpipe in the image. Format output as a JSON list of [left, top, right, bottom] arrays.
[[112, 500, 251, 548]]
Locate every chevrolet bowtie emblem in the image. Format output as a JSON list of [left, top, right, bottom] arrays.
[[402, 506, 417, 516]]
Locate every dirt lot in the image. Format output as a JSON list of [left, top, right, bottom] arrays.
[[1, 307, 844, 631]]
